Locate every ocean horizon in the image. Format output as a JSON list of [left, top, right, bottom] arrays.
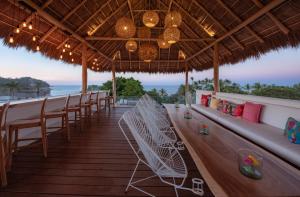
[[50, 84, 180, 97]]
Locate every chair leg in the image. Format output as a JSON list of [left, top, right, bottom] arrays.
[[14, 129, 18, 151], [62, 116, 65, 129], [8, 127, 14, 170], [65, 114, 70, 142], [0, 141, 7, 187], [41, 123, 48, 158], [79, 110, 82, 132]]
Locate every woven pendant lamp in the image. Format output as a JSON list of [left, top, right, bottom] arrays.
[[115, 17, 136, 38], [157, 34, 171, 49], [164, 27, 180, 44], [143, 11, 159, 28], [165, 11, 182, 27], [125, 40, 138, 52], [139, 43, 158, 62]]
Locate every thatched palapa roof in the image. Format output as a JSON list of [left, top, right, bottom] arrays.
[[0, 0, 299, 73]]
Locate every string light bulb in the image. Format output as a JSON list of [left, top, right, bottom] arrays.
[[28, 22, 33, 30], [60, 54, 63, 59], [9, 34, 14, 43], [15, 25, 20, 34], [22, 20, 27, 27], [67, 44, 71, 48], [69, 51, 72, 56], [36, 45, 40, 51], [71, 58, 74, 62], [62, 48, 66, 53], [32, 35, 36, 41]]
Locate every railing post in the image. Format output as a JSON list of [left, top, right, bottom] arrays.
[[81, 43, 87, 93], [213, 43, 220, 93], [185, 63, 189, 94], [112, 62, 116, 106]]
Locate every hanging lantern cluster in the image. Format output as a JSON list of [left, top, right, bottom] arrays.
[[142, 11, 159, 28], [138, 43, 158, 62], [115, 8, 182, 61], [115, 17, 136, 38]]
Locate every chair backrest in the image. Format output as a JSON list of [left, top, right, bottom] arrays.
[[122, 110, 187, 178], [0, 102, 10, 130], [40, 98, 48, 121], [64, 95, 71, 110]]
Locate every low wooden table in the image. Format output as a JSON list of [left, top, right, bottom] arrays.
[[164, 104, 300, 197]]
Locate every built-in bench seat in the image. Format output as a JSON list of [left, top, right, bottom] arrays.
[[193, 91, 300, 168]]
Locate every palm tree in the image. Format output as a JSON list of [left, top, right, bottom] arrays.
[[5, 80, 20, 99], [244, 83, 251, 93], [159, 88, 168, 97]]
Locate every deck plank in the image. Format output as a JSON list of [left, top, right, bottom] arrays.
[[1, 107, 213, 197]]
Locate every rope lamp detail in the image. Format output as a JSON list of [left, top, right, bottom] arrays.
[[125, 40, 138, 52], [164, 27, 180, 44], [143, 11, 159, 28], [139, 43, 158, 62]]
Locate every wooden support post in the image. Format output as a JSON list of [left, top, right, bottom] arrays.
[[82, 43, 87, 93], [213, 43, 220, 93], [112, 62, 116, 106], [185, 63, 189, 94]]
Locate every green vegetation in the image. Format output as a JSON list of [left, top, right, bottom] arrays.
[[88, 77, 145, 97], [0, 77, 50, 99], [88, 77, 300, 104]]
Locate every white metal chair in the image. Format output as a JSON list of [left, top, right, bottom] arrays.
[[119, 109, 204, 197]]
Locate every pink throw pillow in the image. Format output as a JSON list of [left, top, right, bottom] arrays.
[[201, 94, 211, 107], [232, 104, 244, 117], [242, 102, 263, 123]]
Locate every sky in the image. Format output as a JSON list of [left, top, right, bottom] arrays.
[[0, 40, 300, 86]]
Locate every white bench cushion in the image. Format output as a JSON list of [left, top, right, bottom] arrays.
[[192, 104, 300, 168]]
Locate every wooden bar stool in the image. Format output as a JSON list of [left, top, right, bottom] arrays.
[[0, 102, 9, 187], [67, 95, 82, 130], [99, 90, 114, 110], [44, 95, 71, 142], [8, 98, 48, 169], [90, 91, 100, 113], [80, 93, 92, 119]]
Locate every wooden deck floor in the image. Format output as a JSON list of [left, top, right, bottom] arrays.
[[1, 107, 213, 197]]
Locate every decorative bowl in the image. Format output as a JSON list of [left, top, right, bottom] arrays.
[[238, 149, 263, 180]]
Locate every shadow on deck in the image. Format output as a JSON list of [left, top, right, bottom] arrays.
[[0, 107, 213, 197]]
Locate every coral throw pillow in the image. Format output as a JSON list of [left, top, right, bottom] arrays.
[[201, 94, 211, 107], [284, 117, 300, 144], [242, 102, 263, 123], [232, 104, 244, 117], [209, 98, 219, 110]]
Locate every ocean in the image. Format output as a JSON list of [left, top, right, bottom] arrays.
[[50, 85, 179, 96]]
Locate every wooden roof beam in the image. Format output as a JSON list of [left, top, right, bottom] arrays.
[[39, 0, 87, 43], [251, 0, 289, 34], [187, 0, 287, 61], [127, 0, 135, 23], [21, 0, 111, 62], [187, 0, 245, 50], [216, 0, 264, 44], [168, 0, 173, 12], [88, 1, 127, 36], [85, 36, 214, 42]]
